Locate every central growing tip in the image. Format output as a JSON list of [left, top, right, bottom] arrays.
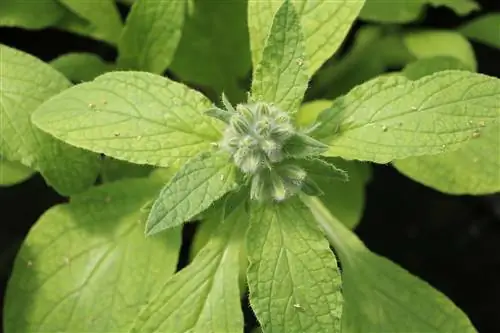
[[206, 96, 327, 202]]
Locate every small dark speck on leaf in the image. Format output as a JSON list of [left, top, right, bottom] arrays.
[[114, 132, 121, 137], [382, 125, 388, 132], [88, 103, 96, 109], [105, 196, 112, 203], [472, 130, 481, 138], [27, 260, 32, 267], [479, 121, 486, 127]]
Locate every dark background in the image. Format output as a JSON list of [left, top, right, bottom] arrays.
[[1, 1, 499, 332]]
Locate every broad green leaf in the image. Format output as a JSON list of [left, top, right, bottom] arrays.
[[248, 0, 364, 76], [101, 157, 154, 183], [402, 56, 470, 80], [0, 44, 100, 195], [360, 0, 479, 23], [394, 122, 500, 194], [3, 178, 181, 332], [131, 195, 246, 333], [251, 0, 308, 114], [0, 158, 34, 186], [169, 0, 250, 103], [0, 0, 65, 29], [58, 0, 123, 44], [32, 71, 223, 168], [460, 14, 500, 49], [313, 71, 500, 163], [246, 198, 342, 333], [146, 151, 238, 235], [403, 30, 477, 71], [50, 53, 115, 83], [117, 0, 185, 74], [303, 196, 477, 332]]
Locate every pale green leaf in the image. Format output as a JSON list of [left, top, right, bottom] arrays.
[[169, 0, 250, 102], [360, 0, 479, 23], [402, 56, 470, 80], [460, 14, 500, 49], [50, 53, 115, 83], [251, 0, 308, 114], [249, 0, 364, 76], [0, 157, 34, 186], [314, 71, 500, 163], [403, 30, 477, 71], [117, 0, 185, 74], [131, 196, 246, 333], [101, 157, 154, 183], [295, 99, 332, 127], [32, 71, 223, 168], [146, 151, 238, 235], [246, 198, 342, 333], [303, 196, 477, 333], [0, 44, 100, 195], [394, 121, 500, 194], [3, 178, 181, 332], [0, 0, 65, 29], [58, 0, 123, 44]]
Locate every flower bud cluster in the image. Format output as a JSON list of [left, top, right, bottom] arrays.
[[206, 97, 325, 202]]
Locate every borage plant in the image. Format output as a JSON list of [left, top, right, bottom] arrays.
[[1, 0, 499, 332]]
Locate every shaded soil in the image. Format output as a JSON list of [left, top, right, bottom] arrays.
[[1, 1, 499, 332]]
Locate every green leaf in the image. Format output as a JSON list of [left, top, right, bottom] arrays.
[[251, 0, 308, 114], [0, 0, 66, 29], [300, 158, 365, 229], [248, 0, 365, 76], [0, 44, 100, 195], [303, 196, 477, 332], [117, 0, 185, 74], [146, 151, 238, 235], [32, 71, 223, 168], [54, 11, 115, 45], [169, 0, 250, 103], [314, 71, 500, 163], [360, 0, 479, 23], [246, 198, 343, 333], [131, 195, 246, 333], [58, 0, 123, 44], [402, 56, 471, 80], [403, 30, 477, 71], [101, 157, 154, 183], [295, 99, 332, 127], [3, 178, 181, 332], [0, 157, 34, 186], [394, 121, 500, 194], [460, 14, 500, 49], [50, 53, 115, 83]]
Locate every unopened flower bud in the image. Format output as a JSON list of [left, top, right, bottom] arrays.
[[236, 104, 254, 122], [280, 165, 307, 185], [270, 172, 287, 201], [239, 151, 264, 173], [261, 140, 283, 163], [255, 119, 272, 137], [271, 123, 294, 141], [230, 115, 250, 134]]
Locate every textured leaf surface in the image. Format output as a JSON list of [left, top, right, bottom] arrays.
[[360, 0, 479, 23], [170, 0, 250, 102], [0, 0, 65, 29], [314, 71, 500, 163], [132, 196, 246, 333], [3, 178, 181, 332], [460, 14, 500, 49], [403, 30, 477, 71], [0, 158, 34, 186], [248, 0, 364, 76], [118, 0, 184, 74], [246, 198, 343, 333], [58, 0, 123, 44], [146, 152, 238, 235], [32, 71, 222, 168], [251, 0, 308, 114], [50, 53, 114, 83], [304, 196, 477, 333], [0, 44, 100, 195]]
